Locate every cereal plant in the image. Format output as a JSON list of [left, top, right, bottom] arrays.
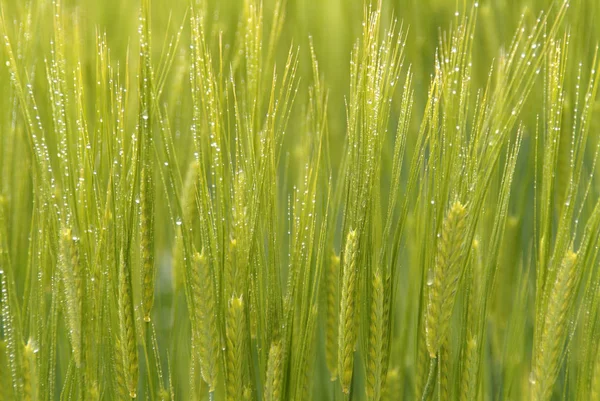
[[1, 0, 600, 400]]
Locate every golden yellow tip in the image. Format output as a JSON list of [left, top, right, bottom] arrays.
[[143, 316, 151, 322], [451, 200, 466, 214]]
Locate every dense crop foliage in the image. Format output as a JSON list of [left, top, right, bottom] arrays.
[[1, 0, 600, 400]]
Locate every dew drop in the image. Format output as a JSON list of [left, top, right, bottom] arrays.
[[529, 371, 537, 384], [426, 269, 434, 286]]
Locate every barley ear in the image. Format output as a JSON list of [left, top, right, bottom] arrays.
[[118, 251, 139, 398], [338, 229, 359, 394], [21, 340, 36, 401], [114, 336, 129, 399], [459, 336, 478, 401], [532, 250, 578, 401], [426, 201, 467, 358], [226, 295, 246, 401], [366, 268, 385, 401], [326, 253, 340, 381], [264, 340, 283, 401], [140, 165, 155, 322], [59, 228, 82, 368], [191, 250, 219, 391]]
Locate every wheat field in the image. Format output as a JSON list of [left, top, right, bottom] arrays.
[[1, 0, 600, 400]]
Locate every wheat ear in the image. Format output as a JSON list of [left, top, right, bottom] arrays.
[[264, 340, 283, 401], [459, 336, 478, 401], [338, 229, 359, 394], [59, 228, 82, 368], [532, 250, 578, 401], [191, 250, 219, 391], [140, 165, 155, 322], [226, 295, 246, 401], [326, 253, 340, 381], [366, 268, 385, 401], [425, 201, 467, 358], [118, 250, 138, 398]]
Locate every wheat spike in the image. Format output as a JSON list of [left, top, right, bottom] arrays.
[[440, 336, 450, 401], [140, 165, 155, 322], [326, 253, 340, 381], [459, 336, 478, 401], [380, 272, 393, 391], [191, 250, 219, 391], [426, 201, 468, 358], [264, 340, 283, 401], [366, 268, 385, 401], [21, 340, 36, 401], [459, 241, 482, 401], [59, 227, 82, 368], [114, 336, 129, 399], [300, 305, 319, 400], [532, 250, 578, 401], [338, 229, 359, 394], [118, 251, 139, 398], [226, 295, 246, 401]]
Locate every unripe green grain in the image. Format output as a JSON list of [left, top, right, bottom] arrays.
[[459, 336, 478, 401], [226, 295, 246, 401], [426, 201, 467, 358], [140, 165, 155, 323], [338, 229, 358, 394], [532, 250, 578, 401], [191, 250, 219, 391], [325, 253, 340, 381], [118, 251, 138, 398], [59, 228, 82, 368], [21, 340, 36, 401], [366, 268, 385, 401], [264, 340, 283, 401]]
